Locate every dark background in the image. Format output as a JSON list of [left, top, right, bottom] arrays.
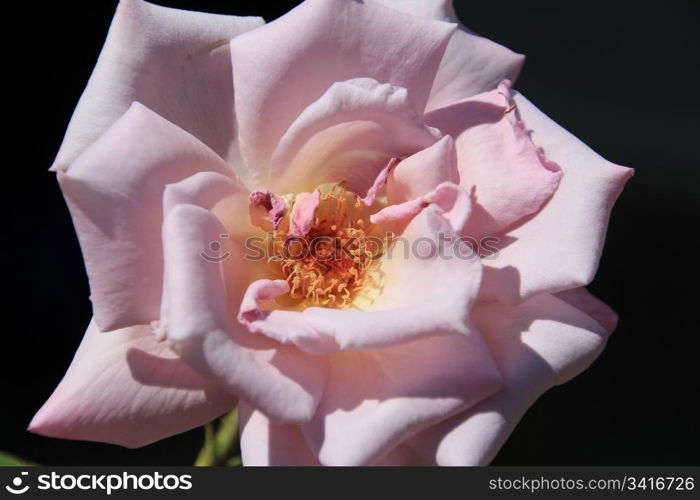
[[2, 0, 698, 465]]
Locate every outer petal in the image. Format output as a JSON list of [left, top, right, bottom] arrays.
[[406, 293, 611, 465], [161, 204, 327, 422], [240, 406, 432, 466], [302, 333, 502, 466], [424, 81, 562, 238], [229, 0, 456, 185], [238, 193, 482, 355], [373, 0, 525, 110], [239, 402, 320, 466], [555, 287, 619, 334], [372, 0, 461, 21], [52, 0, 263, 183], [269, 78, 441, 194], [478, 91, 634, 303], [373, 444, 433, 466], [28, 319, 235, 448], [59, 103, 230, 331]]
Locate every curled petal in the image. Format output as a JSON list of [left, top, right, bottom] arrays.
[[238, 279, 338, 356], [361, 157, 400, 206], [230, 0, 455, 185], [372, 181, 471, 235], [478, 91, 634, 303], [289, 190, 321, 238], [163, 172, 242, 216], [155, 170, 253, 341], [248, 190, 288, 231], [161, 204, 327, 422], [269, 78, 442, 194], [161, 170, 255, 243], [386, 135, 458, 204], [424, 81, 563, 238]]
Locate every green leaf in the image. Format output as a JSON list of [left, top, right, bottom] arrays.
[[0, 450, 36, 466]]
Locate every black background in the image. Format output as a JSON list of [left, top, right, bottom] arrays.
[[2, 0, 698, 465]]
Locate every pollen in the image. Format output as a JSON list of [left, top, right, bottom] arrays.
[[268, 183, 390, 309]]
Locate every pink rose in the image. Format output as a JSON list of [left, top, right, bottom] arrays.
[[30, 0, 632, 466]]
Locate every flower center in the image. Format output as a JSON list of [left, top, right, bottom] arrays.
[[268, 184, 389, 309]]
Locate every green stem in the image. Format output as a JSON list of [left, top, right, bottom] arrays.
[[194, 423, 217, 466], [194, 408, 241, 466]]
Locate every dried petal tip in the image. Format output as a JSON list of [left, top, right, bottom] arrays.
[[249, 190, 289, 230]]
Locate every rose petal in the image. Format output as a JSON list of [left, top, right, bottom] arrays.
[[52, 0, 263, 184], [154, 170, 257, 341], [161, 204, 327, 422], [163, 171, 242, 217], [239, 402, 320, 466], [59, 103, 230, 332], [386, 135, 458, 204], [248, 190, 288, 231], [478, 91, 634, 303], [28, 319, 235, 448], [361, 157, 399, 206], [230, 0, 455, 185], [238, 280, 339, 356], [405, 293, 610, 465], [289, 190, 321, 238], [374, 0, 525, 110], [268, 78, 442, 194], [554, 287, 619, 334], [374, 443, 434, 466], [424, 81, 563, 238], [239, 400, 432, 466], [161, 170, 256, 242], [301, 332, 502, 466], [372, 181, 471, 234]]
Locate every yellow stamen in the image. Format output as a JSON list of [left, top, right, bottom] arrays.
[[268, 183, 391, 309]]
